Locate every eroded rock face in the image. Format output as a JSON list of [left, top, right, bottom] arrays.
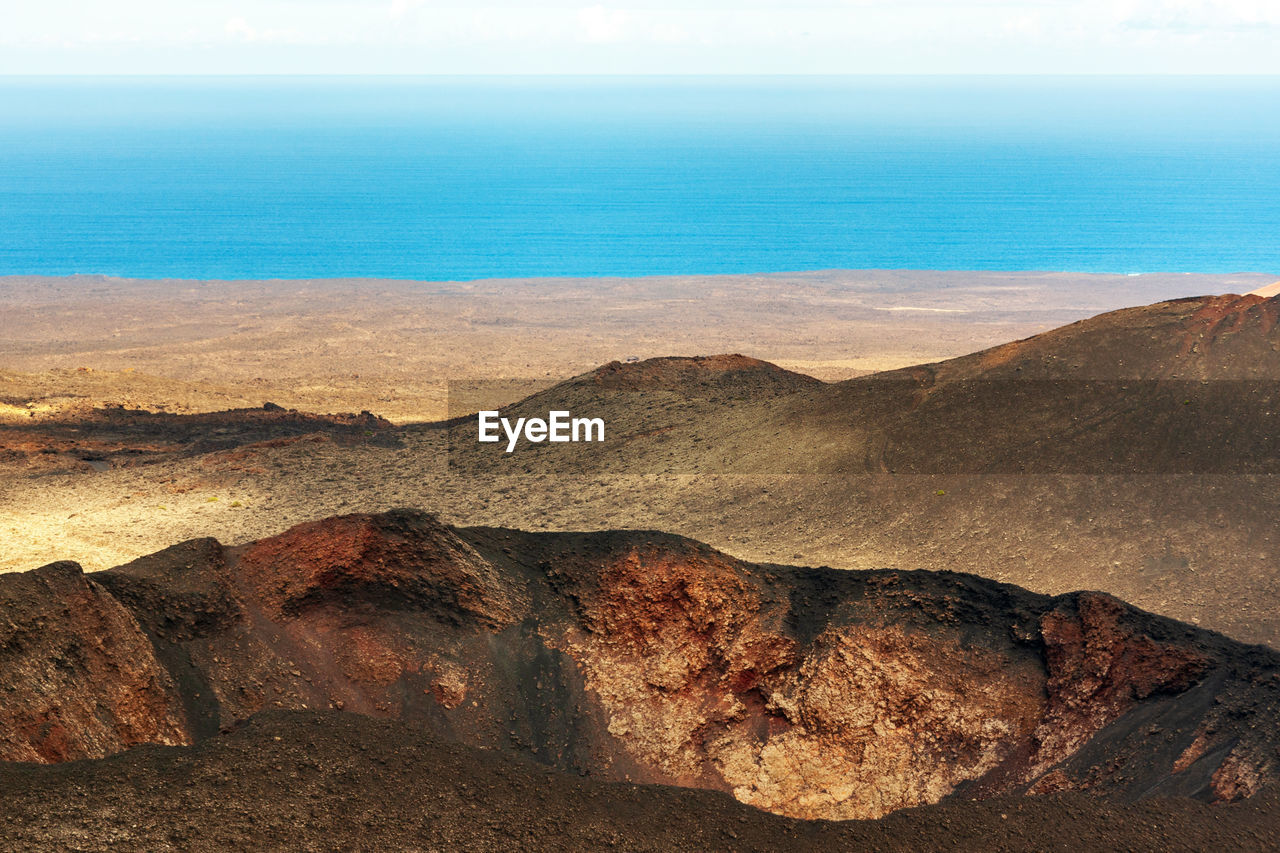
[[235, 510, 520, 625], [0, 562, 189, 762], [2, 510, 1278, 821], [1028, 593, 1213, 781], [554, 545, 800, 786], [728, 623, 1043, 819], [552, 545, 1046, 819]]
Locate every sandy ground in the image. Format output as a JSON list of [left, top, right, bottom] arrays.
[[1, 269, 1275, 581], [4, 270, 1268, 422]]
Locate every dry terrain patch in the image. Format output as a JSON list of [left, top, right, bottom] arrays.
[[2, 270, 1263, 421], [4, 272, 1280, 649]]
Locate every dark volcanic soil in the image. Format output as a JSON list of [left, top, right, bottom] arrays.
[[433, 292, 1280, 647], [449, 294, 1280, 477], [0, 403, 397, 474], [2, 710, 1278, 853], [3, 509, 1280, 834], [10, 292, 1280, 652], [5, 291, 1280, 848]]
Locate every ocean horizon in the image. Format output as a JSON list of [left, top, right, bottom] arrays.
[[2, 75, 1278, 281]]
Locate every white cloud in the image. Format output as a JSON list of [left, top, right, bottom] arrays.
[[1118, 0, 1280, 32], [578, 5, 630, 43], [388, 0, 428, 20], [225, 16, 257, 42], [2, 1, 1280, 73]]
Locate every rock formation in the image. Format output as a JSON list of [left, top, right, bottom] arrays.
[[3, 509, 1277, 821]]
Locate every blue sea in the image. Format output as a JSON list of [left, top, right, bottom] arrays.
[[0, 76, 1278, 280]]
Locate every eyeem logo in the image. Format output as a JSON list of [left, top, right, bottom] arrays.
[[478, 410, 605, 453]]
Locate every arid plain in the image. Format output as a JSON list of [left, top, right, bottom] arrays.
[[3, 268, 1269, 575], [4, 270, 1261, 421], [7, 269, 1280, 850]]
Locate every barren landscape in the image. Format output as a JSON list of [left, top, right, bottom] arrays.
[[4, 272, 1280, 642], [7, 711, 1278, 851], [4, 269, 1280, 849], [3, 270, 1262, 421], [3, 270, 1271, 571], [4, 509, 1280, 849]]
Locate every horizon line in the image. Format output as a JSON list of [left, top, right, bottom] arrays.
[[4, 72, 1280, 79]]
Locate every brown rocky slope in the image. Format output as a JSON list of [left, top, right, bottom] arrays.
[[10, 293, 1280, 649], [3, 510, 1279, 825], [435, 292, 1280, 648], [0, 402, 397, 475], [449, 293, 1280, 477], [3, 710, 1279, 852]]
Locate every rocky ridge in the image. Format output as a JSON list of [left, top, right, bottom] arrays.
[[2, 509, 1278, 822]]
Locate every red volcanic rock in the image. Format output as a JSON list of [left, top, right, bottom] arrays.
[[1028, 592, 1213, 781], [0, 561, 189, 762], [1212, 749, 1269, 801], [585, 354, 822, 394], [234, 510, 519, 625], [2, 510, 1279, 821], [1177, 294, 1279, 358], [6, 710, 1280, 852], [920, 292, 1280, 382]]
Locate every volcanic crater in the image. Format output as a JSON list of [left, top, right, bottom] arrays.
[[3, 509, 1278, 825]]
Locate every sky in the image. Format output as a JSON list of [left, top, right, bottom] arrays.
[[3, 0, 1280, 75]]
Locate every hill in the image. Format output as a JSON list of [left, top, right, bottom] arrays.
[[3, 510, 1279, 825], [7, 292, 1280, 648], [434, 293, 1280, 646]]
